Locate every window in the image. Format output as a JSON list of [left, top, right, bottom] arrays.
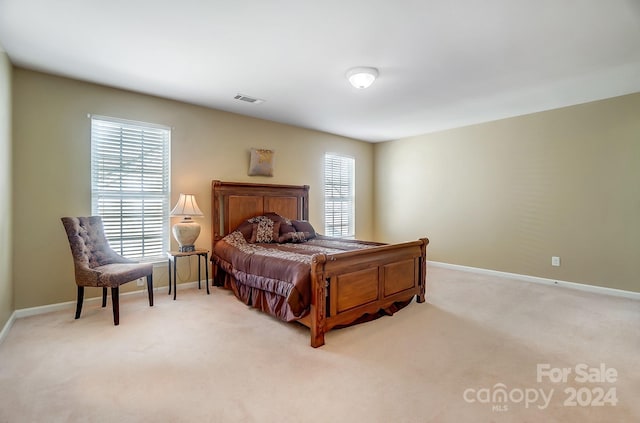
[[324, 153, 355, 238], [91, 115, 171, 261]]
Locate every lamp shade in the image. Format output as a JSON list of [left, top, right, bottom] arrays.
[[346, 67, 379, 89], [170, 194, 203, 252], [170, 194, 204, 217]]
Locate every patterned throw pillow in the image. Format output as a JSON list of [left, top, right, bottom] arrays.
[[278, 231, 308, 243], [248, 216, 280, 243]]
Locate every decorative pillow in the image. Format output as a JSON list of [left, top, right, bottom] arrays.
[[235, 220, 255, 242], [292, 220, 316, 239], [248, 216, 280, 243], [261, 211, 297, 235], [272, 214, 296, 235], [278, 231, 308, 243]]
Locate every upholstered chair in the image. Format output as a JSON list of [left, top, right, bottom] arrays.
[[61, 216, 154, 325]]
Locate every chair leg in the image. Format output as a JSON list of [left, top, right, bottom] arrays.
[[102, 287, 107, 307], [111, 287, 120, 326], [147, 274, 154, 307], [75, 286, 84, 319]]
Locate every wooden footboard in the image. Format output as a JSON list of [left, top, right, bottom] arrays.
[[305, 238, 428, 347]]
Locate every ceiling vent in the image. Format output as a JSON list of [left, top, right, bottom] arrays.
[[234, 94, 265, 104]]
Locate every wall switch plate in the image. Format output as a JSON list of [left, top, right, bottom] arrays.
[[136, 278, 144, 286], [551, 256, 561, 267]]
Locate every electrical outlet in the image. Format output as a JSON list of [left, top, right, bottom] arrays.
[[136, 278, 144, 286], [551, 256, 561, 267]]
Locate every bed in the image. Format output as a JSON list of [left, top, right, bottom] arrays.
[[210, 180, 429, 347]]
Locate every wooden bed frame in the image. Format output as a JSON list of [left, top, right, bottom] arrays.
[[211, 180, 428, 347]]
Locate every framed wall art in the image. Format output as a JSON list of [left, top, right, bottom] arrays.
[[248, 148, 274, 177]]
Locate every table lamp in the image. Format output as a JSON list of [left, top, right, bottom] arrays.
[[170, 193, 204, 252]]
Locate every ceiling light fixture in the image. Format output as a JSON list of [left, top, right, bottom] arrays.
[[346, 67, 379, 89]]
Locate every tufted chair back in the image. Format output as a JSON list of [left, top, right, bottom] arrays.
[[61, 216, 132, 287]]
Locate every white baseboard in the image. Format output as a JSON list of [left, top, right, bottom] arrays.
[[13, 279, 210, 320], [0, 311, 17, 345], [428, 261, 640, 300], [0, 280, 211, 345], [5, 265, 634, 343]]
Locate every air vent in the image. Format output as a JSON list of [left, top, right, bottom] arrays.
[[234, 94, 265, 104]]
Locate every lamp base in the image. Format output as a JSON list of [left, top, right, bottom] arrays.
[[172, 219, 201, 252]]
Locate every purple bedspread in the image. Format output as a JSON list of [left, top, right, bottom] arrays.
[[212, 232, 379, 321]]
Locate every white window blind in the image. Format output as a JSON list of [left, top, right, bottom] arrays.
[[91, 115, 171, 261], [324, 153, 355, 238]]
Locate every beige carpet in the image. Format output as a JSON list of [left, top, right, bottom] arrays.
[[0, 266, 638, 423]]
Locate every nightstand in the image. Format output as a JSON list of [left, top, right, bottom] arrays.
[[167, 249, 209, 300]]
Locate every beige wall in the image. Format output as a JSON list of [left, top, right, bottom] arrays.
[[9, 65, 638, 313], [12, 68, 373, 309], [0, 51, 13, 328], [375, 93, 640, 292]]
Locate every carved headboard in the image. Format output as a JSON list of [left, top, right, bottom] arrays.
[[211, 180, 310, 251]]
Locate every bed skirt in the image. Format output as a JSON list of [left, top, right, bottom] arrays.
[[215, 267, 414, 328]]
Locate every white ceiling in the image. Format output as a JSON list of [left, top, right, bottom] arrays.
[[1, 0, 639, 142]]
